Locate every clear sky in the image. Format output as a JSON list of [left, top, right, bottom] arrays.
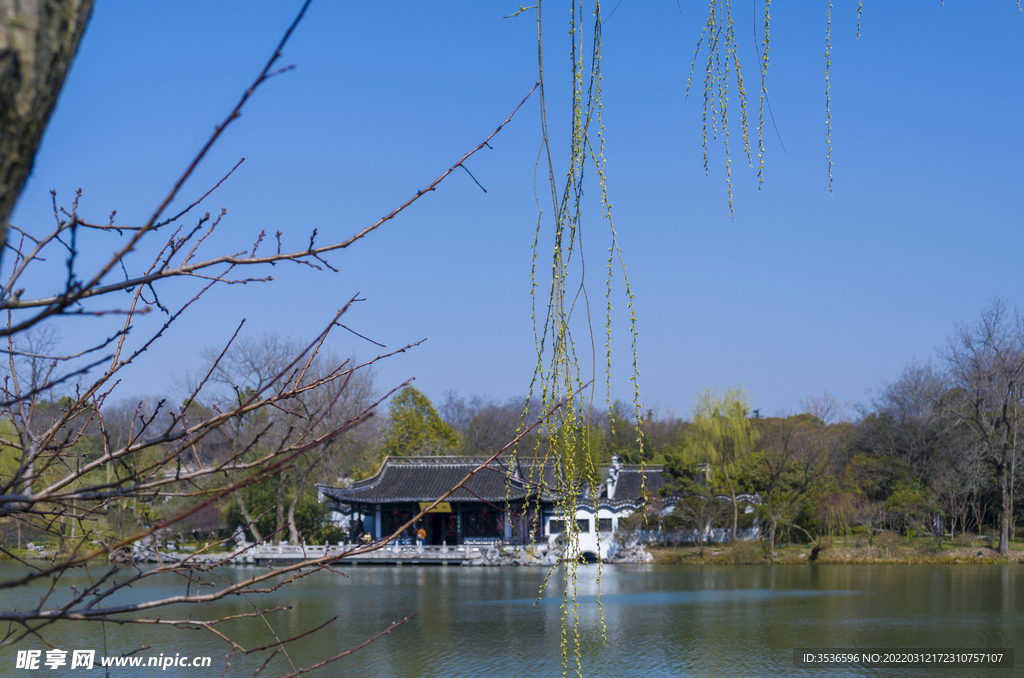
[[10, 1, 1024, 421]]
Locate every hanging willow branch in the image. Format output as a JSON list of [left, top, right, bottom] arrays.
[[689, 0, 864, 204]]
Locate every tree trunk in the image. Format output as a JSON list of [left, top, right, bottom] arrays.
[[971, 498, 982, 537], [273, 472, 287, 545], [233, 489, 262, 543], [286, 461, 315, 545], [721, 466, 738, 542], [998, 460, 1010, 556], [286, 490, 301, 545], [767, 515, 778, 560], [0, 0, 95, 266], [1011, 428, 1017, 543]]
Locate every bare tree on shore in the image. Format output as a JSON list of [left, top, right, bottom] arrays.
[[941, 299, 1024, 556]]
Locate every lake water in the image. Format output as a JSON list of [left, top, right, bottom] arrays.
[[1, 561, 1021, 676]]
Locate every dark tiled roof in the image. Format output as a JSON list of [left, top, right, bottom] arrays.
[[318, 457, 675, 510], [318, 456, 531, 505], [605, 466, 666, 507]]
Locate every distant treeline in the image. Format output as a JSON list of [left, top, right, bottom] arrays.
[[12, 301, 1019, 554], [375, 300, 1024, 556]]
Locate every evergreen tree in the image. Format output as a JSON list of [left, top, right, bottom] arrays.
[[382, 386, 460, 457]]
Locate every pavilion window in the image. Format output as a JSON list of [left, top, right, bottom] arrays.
[[463, 507, 500, 537], [548, 518, 590, 534], [382, 507, 415, 538]]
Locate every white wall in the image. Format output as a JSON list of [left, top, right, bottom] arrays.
[[545, 505, 636, 560]]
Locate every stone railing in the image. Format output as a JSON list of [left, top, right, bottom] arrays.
[[243, 541, 491, 562]]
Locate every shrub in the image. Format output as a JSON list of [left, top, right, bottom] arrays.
[[954, 532, 975, 547], [876, 531, 901, 548], [308, 525, 347, 546], [714, 540, 768, 564]]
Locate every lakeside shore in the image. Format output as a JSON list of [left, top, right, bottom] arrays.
[[649, 537, 1024, 565], [8, 535, 1024, 566]]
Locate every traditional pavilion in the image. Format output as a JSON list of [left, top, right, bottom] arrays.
[[318, 456, 535, 546], [316, 455, 672, 558]]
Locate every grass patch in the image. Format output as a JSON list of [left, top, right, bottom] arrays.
[[713, 540, 769, 564], [648, 537, 1024, 565]]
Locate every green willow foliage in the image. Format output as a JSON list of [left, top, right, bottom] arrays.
[[509, 2, 861, 675], [511, 2, 775, 674], [382, 386, 459, 458], [678, 388, 759, 543]]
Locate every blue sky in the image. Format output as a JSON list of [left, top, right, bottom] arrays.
[[10, 1, 1024, 420]]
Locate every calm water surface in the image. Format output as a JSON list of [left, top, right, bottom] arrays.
[[1, 561, 1021, 676]]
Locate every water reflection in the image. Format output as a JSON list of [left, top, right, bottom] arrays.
[[0, 562, 1019, 677], [488, 588, 865, 607]]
